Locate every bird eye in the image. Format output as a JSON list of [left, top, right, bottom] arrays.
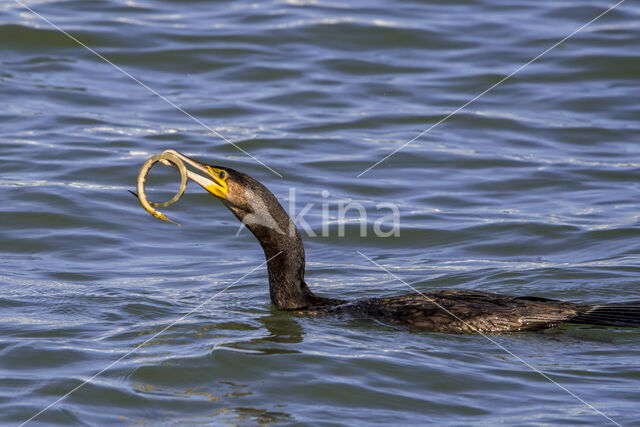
[[219, 171, 226, 180]]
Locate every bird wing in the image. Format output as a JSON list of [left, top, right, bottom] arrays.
[[339, 290, 581, 333]]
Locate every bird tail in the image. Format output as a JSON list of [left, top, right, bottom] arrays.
[[570, 302, 640, 327]]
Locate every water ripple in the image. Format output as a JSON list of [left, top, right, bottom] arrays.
[[2, 0, 640, 425]]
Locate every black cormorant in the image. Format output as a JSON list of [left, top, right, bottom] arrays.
[[135, 150, 640, 334]]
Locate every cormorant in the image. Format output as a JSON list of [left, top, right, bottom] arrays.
[[135, 150, 640, 334]]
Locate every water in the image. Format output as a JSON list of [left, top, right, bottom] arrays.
[[2, 0, 640, 425]]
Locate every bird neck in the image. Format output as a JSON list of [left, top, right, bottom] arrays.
[[228, 197, 317, 310], [259, 223, 314, 310]]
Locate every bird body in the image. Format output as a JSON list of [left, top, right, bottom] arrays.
[[298, 290, 637, 333], [136, 150, 640, 334]]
